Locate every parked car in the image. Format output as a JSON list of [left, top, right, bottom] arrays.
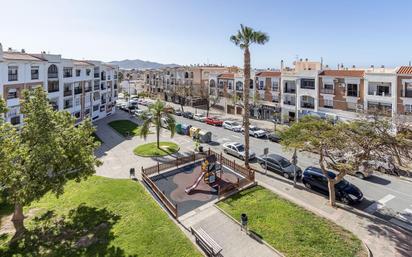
[[268, 132, 282, 143], [205, 116, 223, 126], [133, 109, 144, 117], [222, 142, 256, 160], [257, 154, 302, 179], [223, 121, 242, 132], [242, 125, 267, 138], [302, 166, 364, 204], [182, 111, 194, 119], [174, 109, 182, 116], [193, 113, 207, 122]]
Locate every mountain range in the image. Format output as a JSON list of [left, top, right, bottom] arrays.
[[109, 59, 180, 70]]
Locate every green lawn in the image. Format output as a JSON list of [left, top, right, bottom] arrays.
[[0, 176, 201, 257], [134, 142, 180, 157], [217, 186, 365, 257], [108, 120, 144, 137]]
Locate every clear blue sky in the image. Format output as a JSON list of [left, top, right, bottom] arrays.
[[1, 0, 412, 68]]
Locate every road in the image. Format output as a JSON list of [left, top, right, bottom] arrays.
[[136, 103, 412, 230]]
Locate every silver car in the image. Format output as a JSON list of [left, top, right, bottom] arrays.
[[223, 120, 242, 132], [222, 142, 256, 160], [242, 125, 267, 138]]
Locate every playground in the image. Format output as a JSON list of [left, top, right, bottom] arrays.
[[150, 155, 244, 216]]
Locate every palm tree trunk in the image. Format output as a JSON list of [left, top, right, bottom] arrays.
[[243, 47, 251, 167], [11, 203, 25, 240]]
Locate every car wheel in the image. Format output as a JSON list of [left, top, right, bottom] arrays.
[[355, 172, 365, 180], [283, 172, 290, 179], [303, 182, 311, 189], [341, 196, 350, 205]]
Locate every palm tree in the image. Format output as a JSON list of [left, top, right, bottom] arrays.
[[230, 24, 269, 167], [140, 100, 176, 148]]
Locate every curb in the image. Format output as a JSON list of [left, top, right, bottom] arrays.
[[214, 204, 285, 257], [363, 241, 373, 257], [399, 176, 412, 183]]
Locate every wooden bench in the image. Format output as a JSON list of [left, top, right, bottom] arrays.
[[191, 227, 223, 257]]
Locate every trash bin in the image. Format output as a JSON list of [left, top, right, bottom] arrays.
[[175, 123, 183, 135], [181, 124, 192, 136], [190, 127, 201, 139], [199, 130, 212, 143]]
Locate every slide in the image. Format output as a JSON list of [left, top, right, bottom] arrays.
[[185, 171, 206, 194]]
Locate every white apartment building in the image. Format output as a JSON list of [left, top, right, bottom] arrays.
[[0, 43, 118, 126]]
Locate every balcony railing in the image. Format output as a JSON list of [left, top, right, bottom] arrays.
[[85, 87, 92, 93], [74, 88, 82, 95], [321, 88, 334, 94], [301, 103, 315, 109], [368, 90, 391, 97], [284, 88, 296, 94], [48, 73, 58, 79], [63, 90, 72, 97], [48, 86, 59, 93], [283, 99, 296, 106]]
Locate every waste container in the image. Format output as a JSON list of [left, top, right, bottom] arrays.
[[190, 127, 201, 139], [181, 124, 192, 136], [175, 123, 183, 135], [198, 130, 212, 143]]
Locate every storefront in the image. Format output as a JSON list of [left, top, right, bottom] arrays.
[[250, 104, 280, 121]]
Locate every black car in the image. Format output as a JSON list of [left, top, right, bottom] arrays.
[[182, 111, 194, 119], [257, 154, 302, 179], [175, 109, 182, 116], [302, 166, 363, 204], [268, 132, 281, 143]]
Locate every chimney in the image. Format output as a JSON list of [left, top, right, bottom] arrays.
[[299, 58, 303, 62], [409, 60, 411, 66], [352, 65, 356, 68], [305, 58, 308, 62], [381, 65, 385, 68], [21, 49, 25, 53], [340, 63, 344, 69], [280, 60, 284, 70]]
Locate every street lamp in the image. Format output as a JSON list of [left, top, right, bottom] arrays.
[[292, 148, 298, 188]]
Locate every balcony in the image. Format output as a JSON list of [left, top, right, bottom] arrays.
[[64, 102, 73, 109], [368, 90, 391, 97], [74, 88, 82, 95], [284, 88, 296, 94], [85, 87, 92, 93], [64, 90, 72, 97], [401, 89, 412, 98], [48, 73, 58, 79], [48, 85, 59, 93], [94, 73, 99, 78], [321, 88, 334, 94]]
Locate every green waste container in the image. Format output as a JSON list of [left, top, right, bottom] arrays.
[[175, 123, 183, 135]]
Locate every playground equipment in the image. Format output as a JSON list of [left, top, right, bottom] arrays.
[[190, 127, 201, 139], [181, 124, 192, 135], [198, 130, 212, 143], [185, 155, 219, 194]]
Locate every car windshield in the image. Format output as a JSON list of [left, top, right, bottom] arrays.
[[278, 158, 291, 167], [236, 145, 245, 152], [232, 122, 240, 126], [250, 127, 260, 131], [335, 180, 349, 189]]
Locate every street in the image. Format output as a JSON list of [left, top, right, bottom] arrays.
[[137, 103, 412, 231]]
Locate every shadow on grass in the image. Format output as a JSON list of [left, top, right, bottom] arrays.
[[0, 204, 136, 257]]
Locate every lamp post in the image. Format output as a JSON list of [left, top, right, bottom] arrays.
[[126, 73, 131, 115], [292, 148, 298, 188]]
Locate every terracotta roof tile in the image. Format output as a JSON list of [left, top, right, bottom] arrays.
[[397, 66, 412, 75], [218, 73, 235, 79], [256, 71, 281, 77], [319, 70, 364, 77], [3, 52, 45, 61]]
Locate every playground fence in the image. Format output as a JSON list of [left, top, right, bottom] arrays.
[[142, 171, 178, 218], [142, 152, 207, 176]]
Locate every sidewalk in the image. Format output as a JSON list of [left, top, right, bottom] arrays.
[[255, 172, 412, 257], [180, 204, 280, 257]]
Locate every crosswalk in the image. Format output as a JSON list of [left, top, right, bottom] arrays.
[[364, 194, 412, 231]]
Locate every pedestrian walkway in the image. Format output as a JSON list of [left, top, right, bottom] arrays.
[[180, 204, 280, 257], [255, 172, 412, 257]]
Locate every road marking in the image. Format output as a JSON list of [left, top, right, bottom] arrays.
[[364, 194, 395, 214], [389, 218, 412, 232]]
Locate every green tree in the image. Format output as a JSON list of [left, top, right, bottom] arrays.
[[230, 24, 269, 167], [0, 88, 100, 239], [140, 100, 176, 148]]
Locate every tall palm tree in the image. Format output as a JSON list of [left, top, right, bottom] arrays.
[[140, 100, 176, 148], [230, 24, 269, 167]]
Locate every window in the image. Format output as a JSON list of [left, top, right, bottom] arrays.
[[10, 116, 20, 125], [405, 104, 412, 114], [7, 88, 17, 99], [93, 104, 99, 112], [48, 65, 58, 79], [86, 69, 91, 76], [31, 66, 39, 80], [63, 67, 73, 78], [347, 84, 358, 97], [228, 81, 233, 90], [323, 99, 333, 108], [236, 81, 243, 91], [76, 69, 81, 77], [64, 83, 72, 96], [64, 98, 73, 109], [324, 84, 333, 90], [259, 81, 264, 90], [75, 97, 81, 106], [271, 81, 279, 91], [301, 79, 315, 89], [48, 81, 59, 93], [8, 66, 18, 81]]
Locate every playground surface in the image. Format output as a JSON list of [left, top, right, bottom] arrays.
[[151, 161, 243, 216]]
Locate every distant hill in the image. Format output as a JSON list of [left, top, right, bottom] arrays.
[[109, 59, 180, 70]]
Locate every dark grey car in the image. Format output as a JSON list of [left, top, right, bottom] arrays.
[[257, 153, 302, 179]]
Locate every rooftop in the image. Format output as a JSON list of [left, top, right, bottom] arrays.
[[397, 66, 412, 75], [256, 71, 281, 77], [319, 70, 364, 77], [218, 73, 235, 79], [3, 51, 45, 61]]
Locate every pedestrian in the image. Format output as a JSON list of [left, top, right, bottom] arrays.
[[241, 213, 248, 232]]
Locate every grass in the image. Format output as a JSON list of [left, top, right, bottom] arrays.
[[217, 186, 365, 257], [0, 176, 201, 257], [108, 120, 145, 137], [134, 142, 180, 157]]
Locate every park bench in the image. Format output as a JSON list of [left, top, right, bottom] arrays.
[[191, 227, 223, 257]]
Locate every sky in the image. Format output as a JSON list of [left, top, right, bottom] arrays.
[[1, 0, 412, 69]]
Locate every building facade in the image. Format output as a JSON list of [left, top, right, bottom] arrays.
[[0, 44, 118, 126]]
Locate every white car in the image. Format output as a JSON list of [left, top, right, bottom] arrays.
[[193, 113, 206, 122], [223, 120, 242, 132], [222, 142, 256, 160], [242, 125, 267, 138]]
